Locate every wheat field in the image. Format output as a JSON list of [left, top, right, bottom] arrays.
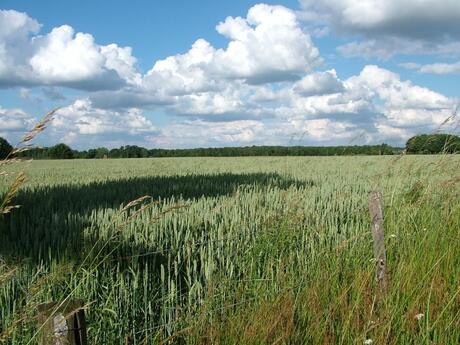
[[1, 155, 459, 344]]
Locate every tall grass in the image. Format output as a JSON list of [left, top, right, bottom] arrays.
[[0, 155, 459, 344], [0, 108, 57, 215]]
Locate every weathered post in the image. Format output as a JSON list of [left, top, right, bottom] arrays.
[[37, 300, 87, 345], [368, 191, 388, 294]]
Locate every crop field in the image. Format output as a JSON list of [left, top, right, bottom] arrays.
[[1, 156, 459, 344]]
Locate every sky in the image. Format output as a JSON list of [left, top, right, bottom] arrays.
[[0, 0, 459, 149]]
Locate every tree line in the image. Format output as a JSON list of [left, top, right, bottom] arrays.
[[1, 134, 459, 160]]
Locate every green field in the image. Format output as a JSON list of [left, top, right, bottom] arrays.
[[1, 156, 459, 344]]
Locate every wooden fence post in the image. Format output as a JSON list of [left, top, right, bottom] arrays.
[[368, 191, 388, 294], [37, 300, 87, 345]]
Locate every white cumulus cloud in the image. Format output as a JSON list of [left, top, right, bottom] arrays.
[[49, 99, 158, 146], [213, 4, 321, 83], [143, 3, 321, 97], [0, 106, 35, 133], [293, 69, 344, 96], [347, 65, 453, 127], [0, 106, 36, 144], [0, 10, 140, 90]]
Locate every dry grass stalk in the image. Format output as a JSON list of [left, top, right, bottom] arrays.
[[16, 108, 59, 149], [0, 172, 26, 214], [121, 195, 153, 212], [0, 108, 58, 215]]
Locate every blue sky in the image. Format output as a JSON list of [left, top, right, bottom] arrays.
[[0, 0, 459, 149]]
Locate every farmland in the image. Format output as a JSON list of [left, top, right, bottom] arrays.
[[1, 156, 459, 344]]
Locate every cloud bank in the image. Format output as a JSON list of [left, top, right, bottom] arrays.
[[0, 3, 458, 149], [300, 0, 460, 58]]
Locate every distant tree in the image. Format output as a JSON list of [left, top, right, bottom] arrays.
[[116, 145, 149, 158], [95, 147, 109, 159], [109, 148, 121, 158], [0, 137, 13, 159], [379, 143, 393, 155], [87, 147, 109, 159], [73, 150, 88, 159], [49, 143, 74, 159], [406, 134, 460, 154]]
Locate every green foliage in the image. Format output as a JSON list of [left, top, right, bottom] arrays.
[[406, 133, 460, 154], [110, 145, 149, 158], [146, 144, 397, 157], [0, 156, 459, 344], [48, 143, 74, 159], [0, 137, 13, 159], [16, 143, 399, 159]]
